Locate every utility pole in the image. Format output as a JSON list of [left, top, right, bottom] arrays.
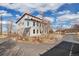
[[0, 12, 4, 35], [8, 19, 13, 37]]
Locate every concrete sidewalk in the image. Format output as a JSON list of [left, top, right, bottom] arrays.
[[63, 34, 79, 44], [0, 39, 9, 44]]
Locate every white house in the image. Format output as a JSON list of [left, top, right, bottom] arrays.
[[16, 13, 51, 37]]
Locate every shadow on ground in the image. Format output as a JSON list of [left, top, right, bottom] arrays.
[[40, 41, 79, 56]]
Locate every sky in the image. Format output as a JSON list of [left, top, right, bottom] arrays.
[[0, 3, 79, 31]]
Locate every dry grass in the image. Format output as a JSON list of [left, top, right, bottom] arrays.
[[0, 33, 9, 39], [16, 33, 64, 44], [38, 33, 64, 44], [5, 32, 64, 44]]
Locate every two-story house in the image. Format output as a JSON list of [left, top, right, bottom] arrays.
[[16, 13, 51, 37]]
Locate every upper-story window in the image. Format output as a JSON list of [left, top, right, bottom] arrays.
[[25, 18, 28, 20], [40, 23, 41, 27], [37, 29, 38, 34], [37, 22, 39, 26], [33, 21, 35, 26], [27, 21, 29, 26]]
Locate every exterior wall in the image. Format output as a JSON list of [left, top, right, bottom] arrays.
[[17, 14, 50, 37], [17, 15, 28, 36], [29, 21, 41, 36]]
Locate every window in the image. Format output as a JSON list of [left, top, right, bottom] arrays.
[[27, 21, 29, 26], [25, 19, 27, 20], [33, 21, 35, 26], [37, 22, 38, 26], [33, 29, 35, 34], [37, 29, 38, 34], [40, 30, 41, 33], [40, 23, 41, 27]]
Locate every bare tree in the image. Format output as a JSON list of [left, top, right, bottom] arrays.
[[7, 19, 13, 37]]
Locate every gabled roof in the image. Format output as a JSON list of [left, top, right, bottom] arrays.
[[16, 13, 49, 24]]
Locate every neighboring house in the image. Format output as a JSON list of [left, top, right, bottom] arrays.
[[16, 13, 51, 37]]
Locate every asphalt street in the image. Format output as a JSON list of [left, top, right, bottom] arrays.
[[0, 39, 16, 56], [41, 34, 79, 56]]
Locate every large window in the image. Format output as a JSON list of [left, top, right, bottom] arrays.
[[33, 29, 35, 34], [37, 29, 38, 34], [33, 21, 35, 26]]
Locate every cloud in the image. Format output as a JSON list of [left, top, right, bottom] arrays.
[[0, 3, 64, 13], [44, 17, 54, 23], [0, 3, 31, 14], [71, 18, 79, 25], [57, 10, 79, 22], [15, 14, 21, 19], [63, 25, 71, 29], [57, 10, 71, 15], [56, 10, 79, 29], [36, 14, 54, 23], [57, 13, 79, 22], [25, 3, 64, 12], [0, 10, 12, 16]]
